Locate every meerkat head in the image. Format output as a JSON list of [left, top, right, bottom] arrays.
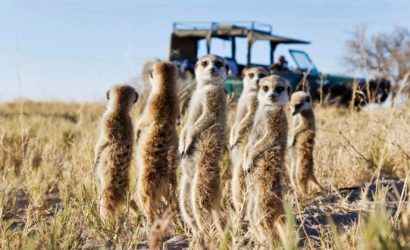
[[257, 75, 290, 107], [106, 84, 138, 112], [290, 91, 312, 115], [243, 67, 269, 92], [195, 54, 228, 86], [142, 59, 161, 85], [149, 61, 178, 93]]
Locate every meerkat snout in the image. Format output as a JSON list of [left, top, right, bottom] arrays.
[[258, 75, 290, 106], [290, 92, 311, 115]]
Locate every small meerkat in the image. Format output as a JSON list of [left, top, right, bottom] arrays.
[[230, 67, 268, 213], [289, 91, 323, 196], [94, 84, 138, 226], [136, 62, 179, 224], [178, 54, 228, 234], [243, 75, 289, 244]]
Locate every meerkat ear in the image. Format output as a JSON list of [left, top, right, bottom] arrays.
[[106, 90, 110, 100]]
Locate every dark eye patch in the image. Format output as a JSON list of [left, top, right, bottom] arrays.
[[149, 70, 153, 78], [262, 86, 269, 92], [201, 61, 208, 67], [275, 86, 285, 93], [258, 73, 267, 78], [305, 96, 311, 103], [133, 92, 138, 103], [295, 103, 302, 110], [214, 61, 223, 68], [248, 73, 255, 79]]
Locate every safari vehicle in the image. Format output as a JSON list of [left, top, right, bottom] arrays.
[[169, 21, 390, 106]]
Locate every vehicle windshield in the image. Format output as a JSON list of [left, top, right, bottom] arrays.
[[289, 49, 318, 73]]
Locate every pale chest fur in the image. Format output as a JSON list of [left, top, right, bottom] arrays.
[[234, 92, 257, 124]]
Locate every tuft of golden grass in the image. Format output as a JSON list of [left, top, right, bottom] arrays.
[[0, 98, 409, 249]]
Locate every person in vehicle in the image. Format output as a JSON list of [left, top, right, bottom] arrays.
[[271, 55, 289, 72]]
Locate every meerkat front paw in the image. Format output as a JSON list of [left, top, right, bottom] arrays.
[[243, 157, 254, 175], [178, 140, 186, 157], [229, 133, 235, 148], [136, 129, 142, 143], [230, 140, 238, 150], [184, 137, 194, 156]]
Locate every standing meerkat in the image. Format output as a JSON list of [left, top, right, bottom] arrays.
[[94, 84, 138, 226], [289, 91, 323, 196], [136, 61, 179, 224], [230, 67, 268, 213], [178, 54, 228, 234], [243, 75, 289, 244]]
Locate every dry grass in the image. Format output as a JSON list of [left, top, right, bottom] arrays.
[[0, 98, 409, 249]]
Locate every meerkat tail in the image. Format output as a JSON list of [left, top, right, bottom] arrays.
[[310, 174, 325, 191], [289, 161, 297, 192], [100, 188, 122, 226], [179, 157, 197, 231], [231, 158, 246, 214], [148, 210, 174, 250]]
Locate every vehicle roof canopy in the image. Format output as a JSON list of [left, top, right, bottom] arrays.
[[170, 22, 310, 64]]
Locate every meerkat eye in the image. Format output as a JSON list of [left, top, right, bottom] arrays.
[[106, 90, 110, 100], [149, 70, 154, 79], [201, 61, 208, 67], [295, 104, 302, 110], [262, 86, 269, 92], [248, 73, 255, 79], [275, 86, 284, 93], [305, 96, 311, 103], [215, 61, 223, 69]]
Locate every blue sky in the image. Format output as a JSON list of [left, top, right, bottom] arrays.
[[1, 0, 409, 102]]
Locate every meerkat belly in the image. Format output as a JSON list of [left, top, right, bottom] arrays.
[[295, 130, 314, 156]]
